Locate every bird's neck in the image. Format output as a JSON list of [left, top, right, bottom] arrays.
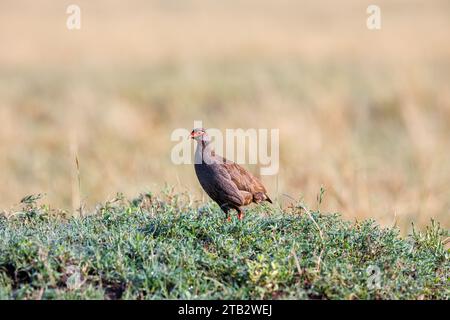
[[195, 140, 215, 164]]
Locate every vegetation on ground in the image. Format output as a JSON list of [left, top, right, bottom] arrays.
[[0, 191, 448, 300]]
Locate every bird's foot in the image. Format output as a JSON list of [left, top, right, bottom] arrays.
[[227, 215, 232, 222], [237, 212, 244, 220]]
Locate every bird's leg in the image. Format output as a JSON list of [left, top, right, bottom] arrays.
[[221, 205, 232, 222], [237, 208, 244, 220]]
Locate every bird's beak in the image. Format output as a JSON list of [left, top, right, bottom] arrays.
[[189, 132, 195, 139]]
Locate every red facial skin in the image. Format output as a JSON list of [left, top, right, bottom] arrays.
[[190, 129, 206, 140]]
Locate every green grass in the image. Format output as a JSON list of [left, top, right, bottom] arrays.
[[0, 191, 448, 300]]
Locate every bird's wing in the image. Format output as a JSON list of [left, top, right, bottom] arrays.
[[209, 164, 246, 207], [217, 156, 269, 199]]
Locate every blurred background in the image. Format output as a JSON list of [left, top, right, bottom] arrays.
[[0, 0, 449, 232]]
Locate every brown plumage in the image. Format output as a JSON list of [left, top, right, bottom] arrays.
[[190, 128, 272, 220]]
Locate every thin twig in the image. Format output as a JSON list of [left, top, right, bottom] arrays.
[[282, 193, 325, 272], [291, 245, 303, 277], [299, 203, 324, 242], [75, 155, 83, 218]]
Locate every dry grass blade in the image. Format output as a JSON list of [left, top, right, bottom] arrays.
[[291, 245, 303, 277]]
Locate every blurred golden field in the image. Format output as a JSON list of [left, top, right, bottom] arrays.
[[0, 0, 449, 232]]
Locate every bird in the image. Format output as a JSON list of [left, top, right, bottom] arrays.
[[190, 128, 272, 221]]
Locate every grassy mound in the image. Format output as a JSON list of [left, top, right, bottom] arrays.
[[0, 192, 448, 300]]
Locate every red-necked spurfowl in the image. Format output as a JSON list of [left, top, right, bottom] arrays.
[[190, 128, 272, 220]]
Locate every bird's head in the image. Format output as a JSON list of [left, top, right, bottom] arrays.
[[190, 128, 209, 142]]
